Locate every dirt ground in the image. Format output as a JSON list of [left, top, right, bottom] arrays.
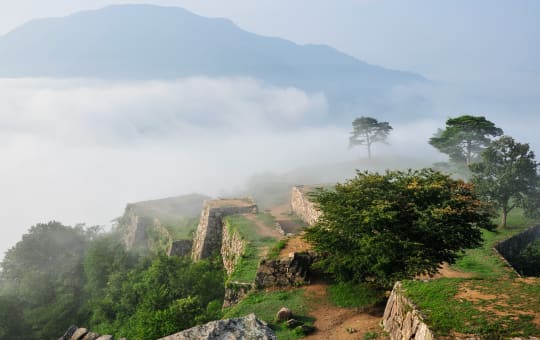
[[303, 283, 384, 340]]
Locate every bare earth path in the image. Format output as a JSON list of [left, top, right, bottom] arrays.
[[303, 283, 384, 340]]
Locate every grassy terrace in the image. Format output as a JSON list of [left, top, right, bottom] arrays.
[[224, 214, 281, 283], [402, 210, 540, 338]]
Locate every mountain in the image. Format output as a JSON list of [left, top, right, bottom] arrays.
[[0, 5, 426, 121]]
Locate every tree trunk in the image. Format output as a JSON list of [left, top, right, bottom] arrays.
[[367, 142, 372, 159], [501, 208, 508, 228], [466, 140, 472, 166]]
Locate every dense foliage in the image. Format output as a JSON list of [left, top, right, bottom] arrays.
[[0, 222, 225, 340], [470, 136, 540, 227], [305, 169, 495, 288], [429, 115, 503, 166]]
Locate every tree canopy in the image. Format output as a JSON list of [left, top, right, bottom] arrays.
[[429, 115, 503, 167], [349, 116, 392, 159], [0, 222, 225, 340], [304, 169, 494, 288], [470, 136, 540, 227]]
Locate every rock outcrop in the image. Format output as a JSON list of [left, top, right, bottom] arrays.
[[58, 326, 117, 340], [168, 239, 193, 257], [255, 252, 314, 288], [290, 186, 321, 226], [382, 282, 435, 340], [191, 199, 257, 261], [158, 313, 276, 340]]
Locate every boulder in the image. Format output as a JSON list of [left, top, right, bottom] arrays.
[[276, 307, 293, 322], [70, 328, 89, 340], [158, 313, 276, 340]]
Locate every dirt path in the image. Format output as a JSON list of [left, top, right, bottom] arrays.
[[303, 283, 384, 340], [241, 213, 283, 239], [417, 263, 473, 280], [279, 234, 312, 257], [269, 203, 306, 234]]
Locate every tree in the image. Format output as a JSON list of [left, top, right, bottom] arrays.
[[470, 136, 540, 228], [304, 169, 494, 288], [0, 222, 90, 340], [349, 116, 392, 159], [429, 115, 503, 166]]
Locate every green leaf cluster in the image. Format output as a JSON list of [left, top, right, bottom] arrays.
[[305, 169, 495, 288]]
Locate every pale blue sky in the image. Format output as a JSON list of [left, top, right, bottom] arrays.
[[0, 0, 538, 86]]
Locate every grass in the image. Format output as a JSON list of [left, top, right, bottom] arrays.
[[223, 289, 314, 339], [267, 239, 288, 260], [401, 209, 540, 337], [453, 208, 535, 279], [402, 278, 540, 337], [327, 282, 385, 309], [225, 215, 280, 283], [256, 212, 277, 228], [163, 217, 199, 240]]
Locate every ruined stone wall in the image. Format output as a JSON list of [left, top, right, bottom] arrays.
[[495, 224, 540, 265], [290, 186, 321, 226], [168, 239, 192, 257], [382, 282, 436, 340], [221, 220, 246, 276], [191, 199, 257, 261], [254, 252, 314, 289]]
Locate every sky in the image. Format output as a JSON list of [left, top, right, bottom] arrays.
[[0, 1, 538, 257]]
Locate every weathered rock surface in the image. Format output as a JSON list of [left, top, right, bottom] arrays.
[[221, 222, 246, 276], [382, 282, 435, 340], [158, 313, 276, 340], [192, 198, 257, 261], [58, 327, 115, 340], [276, 307, 293, 322], [255, 252, 314, 288], [168, 239, 193, 257], [290, 186, 321, 226]]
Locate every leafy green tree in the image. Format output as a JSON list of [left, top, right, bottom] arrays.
[[349, 116, 392, 159], [470, 136, 540, 228], [0, 222, 91, 340], [305, 169, 494, 288], [430, 115, 503, 167]]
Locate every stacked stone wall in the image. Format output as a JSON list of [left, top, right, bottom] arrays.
[[290, 186, 321, 226], [495, 224, 540, 269], [382, 282, 436, 340], [191, 200, 257, 261]]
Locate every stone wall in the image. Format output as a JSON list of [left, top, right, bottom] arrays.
[[495, 224, 540, 268], [254, 252, 315, 289], [382, 282, 436, 340], [221, 220, 246, 276], [290, 186, 321, 226], [168, 239, 192, 257], [120, 205, 173, 253], [191, 199, 257, 261], [223, 282, 253, 308]]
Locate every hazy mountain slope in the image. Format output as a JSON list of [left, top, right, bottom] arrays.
[[0, 5, 426, 121]]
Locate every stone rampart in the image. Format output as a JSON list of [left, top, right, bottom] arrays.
[[290, 186, 321, 226], [495, 224, 540, 269], [254, 252, 315, 289], [191, 199, 257, 261], [382, 282, 436, 340]]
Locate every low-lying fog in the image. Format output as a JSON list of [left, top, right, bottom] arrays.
[[1, 76, 538, 258]]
